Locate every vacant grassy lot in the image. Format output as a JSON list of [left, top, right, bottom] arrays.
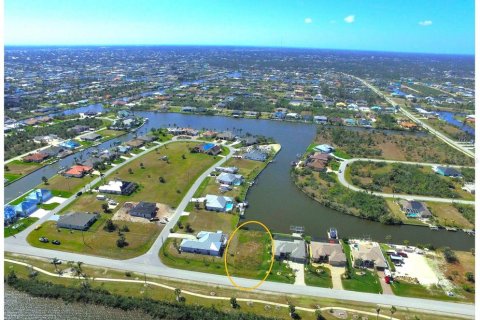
[[42, 174, 96, 194], [26, 214, 162, 259], [390, 281, 456, 301], [175, 211, 239, 235], [5, 217, 38, 238], [4, 172, 22, 184], [110, 142, 219, 207], [6, 160, 42, 176], [427, 202, 474, 229], [441, 250, 475, 302], [315, 127, 474, 165], [96, 129, 126, 140], [304, 264, 333, 288]]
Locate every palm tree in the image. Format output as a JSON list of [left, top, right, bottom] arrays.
[[390, 306, 397, 319], [230, 297, 237, 308], [174, 288, 181, 302], [376, 307, 381, 320]]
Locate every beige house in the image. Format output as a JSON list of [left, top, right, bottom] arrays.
[[350, 240, 388, 270], [310, 241, 346, 266]]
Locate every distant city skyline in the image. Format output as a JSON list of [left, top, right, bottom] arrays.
[[4, 0, 475, 55]]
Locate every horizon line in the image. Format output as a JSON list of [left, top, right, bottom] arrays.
[[3, 43, 474, 56]]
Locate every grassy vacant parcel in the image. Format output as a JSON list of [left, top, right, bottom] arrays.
[[27, 213, 162, 259], [315, 126, 474, 166], [109, 141, 221, 207], [4, 160, 42, 183]]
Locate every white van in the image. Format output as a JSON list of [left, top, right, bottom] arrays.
[[96, 194, 106, 200]]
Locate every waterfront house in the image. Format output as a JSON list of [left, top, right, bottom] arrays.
[[215, 166, 239, 174], [216, 172, 243, 186], [313, 144, 334, 154], [243, 149, 268, 162], [42, 146, 63, 158], [23, 152, 49, 163], [63, 165, 93, 178], [242, 136, 258, 146], [99, 180, 138, 195], [14, 200, 38, 217], [180, 231, 227, 256], [217, 131, 235, 141], [310, 241, 347, 267], [350, 240, 388, 270], [434, 166, 461, 178], [137, 135, 156, 143], [26, 189, 53, 204], [125, 139, 145, 148], [117, 145, 132, 154], [205, 194, 234, 212], [273, 236, 307, 264], [129, 201, 158, 219], [398, 200, 432, 218], [81, 132, 102, 142], [57, 212, 98, 231], [60, 140, 81, 150], [462, 183, 475, 194], [314, 116, 328, 124], [201, 130, 218, 139]]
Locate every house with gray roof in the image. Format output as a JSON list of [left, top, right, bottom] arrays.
[[81, 132, 102, 142], [398, 200, 432, 218], [180, 231, 227, 256], [57, 212, 98, 231], [273, 236, 307, 263], [205, 194, 234, 212], [216, 172, 243, 186], [243, 149, 268, 162]]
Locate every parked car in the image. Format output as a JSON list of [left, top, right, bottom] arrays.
[[52, 240, 61, 245], [51, 258, 62, 265], [39, 237, 49, 243], [150, 217, 159, 222]]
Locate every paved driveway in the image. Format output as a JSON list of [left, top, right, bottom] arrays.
[[377, 271, 393, 295], [287, 261, 305, 286], [325, 265, 344, 290]]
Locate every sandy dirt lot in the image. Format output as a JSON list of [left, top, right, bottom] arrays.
[[394, 252, 440, 286], [112, 202, 174, 224]]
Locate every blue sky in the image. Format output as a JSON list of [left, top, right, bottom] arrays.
[[4, 0, 475, 54]]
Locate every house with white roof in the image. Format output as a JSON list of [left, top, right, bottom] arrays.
[[205, 194, 234, 212], [180, 231, 227, 256]]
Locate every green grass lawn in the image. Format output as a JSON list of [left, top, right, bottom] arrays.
[[5, 160, 42, 176], [390, 280, 456, 301], [304, 264, 333, 288], [26, 214, 162, 259], [110, 141, 219, 207], [39, 203, 61, 210], [332, 150, 351, 159], [41, 174, 96, 194], [4, 172, 22, 184], [5, 217, 39, 238], [175, 210, 239, 235], [96, 129, 126, 141]]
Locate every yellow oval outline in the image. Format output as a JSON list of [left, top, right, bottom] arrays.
[[224, 220, 275, 291]]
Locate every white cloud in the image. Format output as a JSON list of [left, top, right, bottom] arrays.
[[419, 20, 433, 26], [304, 17, 313, 24], [344, 15, 355, 23]]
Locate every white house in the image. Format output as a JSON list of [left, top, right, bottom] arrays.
[[205, 194, 234, 212]]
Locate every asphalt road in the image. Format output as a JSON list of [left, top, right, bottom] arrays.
[[336, 158, 475, 205]]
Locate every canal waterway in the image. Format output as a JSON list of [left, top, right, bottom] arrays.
[[5, 112, 475, 250]]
